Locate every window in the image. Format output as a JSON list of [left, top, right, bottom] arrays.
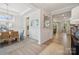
[[0, 15, 13, 21]]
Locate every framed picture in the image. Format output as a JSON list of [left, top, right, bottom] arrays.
[[44, 16, 50, 28], [31, 19, 39, 28]]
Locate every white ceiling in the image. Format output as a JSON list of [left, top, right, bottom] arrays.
[[0, 3, 36, 15], [0, 3, 79, 15], [32, 3, 79, 11]]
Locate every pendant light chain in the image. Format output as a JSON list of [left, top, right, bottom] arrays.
[[5, 3, 9, 20], [7, 3, 8, 20]]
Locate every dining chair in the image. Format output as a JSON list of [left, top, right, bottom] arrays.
[[0, 32, 9, 43]]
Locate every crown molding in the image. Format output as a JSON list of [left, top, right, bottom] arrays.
[[51, 5, 77, 15], [19, 3, 38, 15], [0, 7, 19, 15]]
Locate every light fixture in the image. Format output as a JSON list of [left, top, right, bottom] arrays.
[[5, 3, 9, 20], [0, 3, 12, 20], [4, 3, 13, 30], [4, 3, 12, 20]]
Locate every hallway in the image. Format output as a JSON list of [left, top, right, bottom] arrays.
[[40, 32, 69, 55]]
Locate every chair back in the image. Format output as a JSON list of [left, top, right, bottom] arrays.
[[1, 32, 9, 41], [13, 31, 19, 38], [9, 31, 19, 38]]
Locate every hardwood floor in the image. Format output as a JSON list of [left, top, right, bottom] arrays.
[[0, 32, 70, 55], [40, 33, 65, 55], [0, 38, 47, 55]]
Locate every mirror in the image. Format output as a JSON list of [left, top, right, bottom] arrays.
[[44, 16, 50, 28]]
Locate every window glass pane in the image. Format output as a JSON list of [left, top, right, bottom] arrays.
[[0, 15, 13, 21]]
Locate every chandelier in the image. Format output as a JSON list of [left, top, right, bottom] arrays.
[[4, 3, 12, 20]]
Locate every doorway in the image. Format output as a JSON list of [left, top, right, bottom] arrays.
[[52, 22, 60, 35], [52, 22, 61, 35], [53, 22, 57, 35], [26, 17, 29, 37]]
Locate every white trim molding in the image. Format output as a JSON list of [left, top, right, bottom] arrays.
[[51, 5, 78, 15]]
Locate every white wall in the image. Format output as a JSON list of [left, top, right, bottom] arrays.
[[22, 9, 53, 44], [71, 6, 79, 24], [71, 6, 79, 20], [23, 9, 41, 41], [29, 10, 40, 41], [40, 9, 53, 44]]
